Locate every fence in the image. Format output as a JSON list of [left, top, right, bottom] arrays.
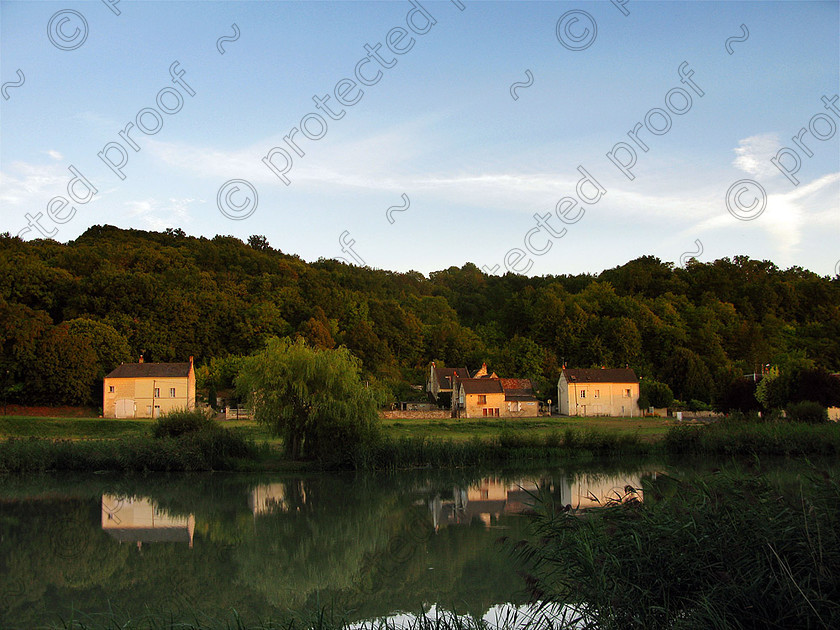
[[224, 407, 253, 420]]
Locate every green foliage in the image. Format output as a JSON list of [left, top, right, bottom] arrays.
[[786, 400, 829, 424], [152, 407, 218, 438], [237, 337, 381, 463], [516, 469, 840, 629], [2, 229, 840, 408], [638, 379, 673, 409], [664, 419, 840, 456]]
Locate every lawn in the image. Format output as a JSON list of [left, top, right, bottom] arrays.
[[0, 414, 676, 444], [383, 415, 675, 442]]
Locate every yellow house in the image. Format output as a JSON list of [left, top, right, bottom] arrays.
[[557, 367, 640, 417], [103, 357, 195, 418], [454, 378, 506, 418]]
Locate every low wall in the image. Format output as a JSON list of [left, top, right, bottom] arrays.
[[380, 410, 451, 420]]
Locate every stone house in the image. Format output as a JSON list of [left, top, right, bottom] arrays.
[[557, 367, 639, 417], [103, 357, 195, 418]]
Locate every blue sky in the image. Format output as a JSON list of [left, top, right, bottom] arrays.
[[2, 0, 838, 276]]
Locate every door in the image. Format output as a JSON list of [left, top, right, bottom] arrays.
[[115, 399, 134, 418]]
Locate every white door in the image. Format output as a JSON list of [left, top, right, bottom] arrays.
[[115, 399, 134, 418]]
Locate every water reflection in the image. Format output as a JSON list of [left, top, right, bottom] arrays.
[[0, 465, 656, 628], [101, 495, 195, 547], [430, 473, 650, 530]]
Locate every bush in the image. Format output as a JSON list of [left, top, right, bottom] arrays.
[[786, 400, 829, 424], [516, 469, 840, 629], [152, 408, 218, 438]]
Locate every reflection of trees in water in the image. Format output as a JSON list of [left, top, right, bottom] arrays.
[[0, 464, 659, 626]]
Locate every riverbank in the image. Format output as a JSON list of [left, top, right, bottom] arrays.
[[1, 415, 839, 473]]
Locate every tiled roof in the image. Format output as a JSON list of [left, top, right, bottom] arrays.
[[435, 367, 469, 389], [106, 362, 192, 379], [460, 378, 504, 395], [500, 378, 538, 401], [561, 368, 639, 384]]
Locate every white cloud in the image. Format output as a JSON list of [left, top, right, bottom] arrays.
[[124, 197, 196, 231], [46, 150, 63, 161], [732, 133, 782, 178]]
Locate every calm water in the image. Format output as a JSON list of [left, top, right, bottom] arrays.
[[0, 463, 663, 627]]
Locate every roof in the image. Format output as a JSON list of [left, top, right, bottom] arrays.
[[435, 366, 469, 389], [500, 378, 538, 401], [561, 368, 639, 384], [460, 378, 503, 395], [105, 362, 192, 379]]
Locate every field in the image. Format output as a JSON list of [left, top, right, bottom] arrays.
[[0, 414, 676, 443]]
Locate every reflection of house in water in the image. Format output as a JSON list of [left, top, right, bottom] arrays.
[[249, 482, 306, 515], [101, 495, 195, 548], [559, 473, 648, 510], [430, 473, 652, 529], [430, 477, 541, 529]]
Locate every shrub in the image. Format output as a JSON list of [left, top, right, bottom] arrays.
[[152, 408, 218, 438], [786, 400, 828, 424]]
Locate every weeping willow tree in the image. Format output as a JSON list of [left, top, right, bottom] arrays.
[[237, 337, 380, 462]]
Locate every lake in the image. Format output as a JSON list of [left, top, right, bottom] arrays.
[[0, 458, 777, 628]]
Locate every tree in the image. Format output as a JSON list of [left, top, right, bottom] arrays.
[[236, 337, 380, 462], [638, 380, 674, 410]]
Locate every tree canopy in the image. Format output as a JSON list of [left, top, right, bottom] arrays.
[[1, 227, 839, 408], [236, 337, 380, 462]]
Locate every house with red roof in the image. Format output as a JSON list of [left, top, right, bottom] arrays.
[[452, 371, 539, 418]]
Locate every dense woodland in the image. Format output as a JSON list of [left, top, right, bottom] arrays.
[[1, 226, 839, 409]]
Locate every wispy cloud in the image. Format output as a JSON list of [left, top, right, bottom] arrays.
[[124, 198, 197, 231], [732, 133, 782, 179]]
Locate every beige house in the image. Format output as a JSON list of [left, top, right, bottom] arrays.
[[557, 367, 639, 417], [427, 362, 469, 403], [103, 357, 195, 418], [452, 375, 539, 418]]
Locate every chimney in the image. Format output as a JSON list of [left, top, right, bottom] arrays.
[[189, 356, 194, 368]]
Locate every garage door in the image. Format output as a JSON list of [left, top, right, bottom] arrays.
[[115, 399, 134, 418]]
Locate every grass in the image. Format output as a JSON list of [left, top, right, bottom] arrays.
[[379, 415, 672, 443], [0, 414, 673, 443], [665, 417, 840, 456], [514, 465, 840, 629]]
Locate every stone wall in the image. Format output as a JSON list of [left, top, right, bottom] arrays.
[[380, 409, 451, 420]]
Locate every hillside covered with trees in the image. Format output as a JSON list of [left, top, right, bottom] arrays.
[[1, 226, 838, 410]]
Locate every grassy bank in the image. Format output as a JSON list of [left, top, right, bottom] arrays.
[[665, 417, 840, 456], [0, 414, 673, 443], [3, 414, 840, 472], [515, 466, 840, 629]]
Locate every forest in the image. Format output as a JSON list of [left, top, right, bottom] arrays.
[[1, 225, 838, 410]]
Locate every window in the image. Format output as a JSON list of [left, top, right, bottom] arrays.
[[146, 405, 153, 416], [154, 387, 160, 398], [108, 386, 114, 393], [624, 389, 631, 397], [495, 408, 500, 417], [169, 387, 176, 398], [580, 390, 586, 398], [594, 389, 600, 398], [477, 395, 487, 404]]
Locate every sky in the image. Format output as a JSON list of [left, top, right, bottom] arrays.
[[1, 0, 838, 277]]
